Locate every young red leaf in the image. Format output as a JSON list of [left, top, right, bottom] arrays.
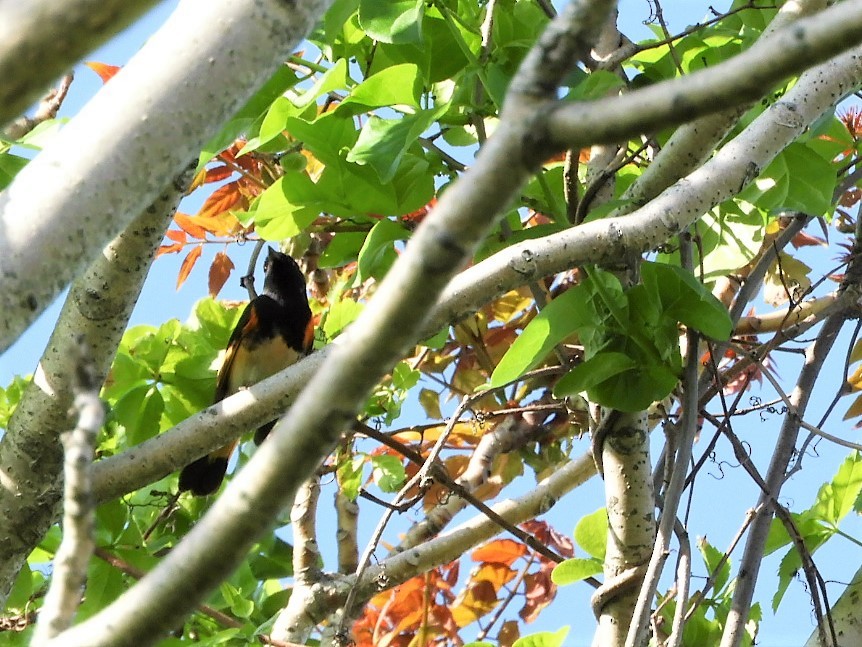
[[85, 61, 121, 83], [208, 251, 235, 297], [177, 245, 203, 289]]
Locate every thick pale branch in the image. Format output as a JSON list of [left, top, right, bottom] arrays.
[[0, 0, 157, 127], [0, 0, 332, 353]]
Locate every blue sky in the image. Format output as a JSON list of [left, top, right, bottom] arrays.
[[3, 2, 861, 645]]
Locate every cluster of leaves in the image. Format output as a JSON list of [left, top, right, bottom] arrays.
[[353, 522, 573, 647]]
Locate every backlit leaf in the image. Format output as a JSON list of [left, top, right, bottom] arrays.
[[85, 61, 121, 83], [177, 245, 203, 290], [208, 251, 235, 297]]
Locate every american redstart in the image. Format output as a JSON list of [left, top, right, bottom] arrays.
[[178, 247, 314, 495]]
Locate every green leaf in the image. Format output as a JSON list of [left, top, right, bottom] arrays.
[[319, 231, 368, 268], [323, 298, 365, 339], [574, 508, 608, 560], [697, 537, 730, 595], [641, 261, 733, 340], [249, 536, 294, 580], [357, 219, 410, 281], [551, 558, 603, 585], [338, 63, 423, 113], [588, 361, 679, 412], [490, 288, 588, 388], [813, 451, 862, 523], [513, 627, 569, 647], [250, 173, 322, 240], [371, 454, 406, 492], [338, 454, 366, 501], [347, 106, 444, 182], [555, 352, 636, 394], [567, 70, 625, 100], [0, 152, 28, 190], [359, 0, 424, 43]]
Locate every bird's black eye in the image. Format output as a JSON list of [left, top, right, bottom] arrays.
[[264, 259, 270, 273]]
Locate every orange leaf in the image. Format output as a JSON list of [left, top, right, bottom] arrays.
[[166, 229, 187, 244], [85, 61, 121, 83], [177, 245, 202, 290], [450, 579, 498, 627], [208, 251, 235, 297], [175, 213, 208, 239], [198, 182, 244, 220], [156, 243, 183, 258], [194, 212, 243, 237], [471, 539, 528, 566], [470, 563, 517, 594]]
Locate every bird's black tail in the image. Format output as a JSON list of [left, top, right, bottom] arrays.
[[178, 454, 230, 496]]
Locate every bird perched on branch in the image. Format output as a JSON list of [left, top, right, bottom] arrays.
[[178, 247, 314, 496]]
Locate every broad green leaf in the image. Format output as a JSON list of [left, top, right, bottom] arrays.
[[551, 558, 603, 585], [642, 261, 733, 340], [813, 452, 862, 523], [698, 537, 730, 595], [249, 536, 294, 580], [0, 152, 28, 190], [513, 627, 569, 647], [371, 454, 406, 492], [780, 143, 837, 217], [338, 63, 423, 113], [554, 352, 636, 394], [319, 231, 368, 268], [574, 507, 608, 560], [556, 358, 678, 412], [357, 219, 410, 280], [567, 70, 625, 100], [347, 105, 445, 182], [490, 288, 588, 388], [359, 0, 424, 43]]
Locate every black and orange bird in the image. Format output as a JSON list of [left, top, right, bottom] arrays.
[[178, 247, 314, 496]]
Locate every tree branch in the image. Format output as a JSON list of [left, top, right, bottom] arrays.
[[31, 345, 103, 644]]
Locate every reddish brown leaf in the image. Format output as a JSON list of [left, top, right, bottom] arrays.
[[499, 620, 521, 647], [790, 231, 827, 249], [204, 165, 234, 183], [174, 213, 208, 240], [166, 229, 187, 244], [198, 182, 244, 220], [85, 61, 121, 83], [519, 570, 556, 623], [177, 245, 203, 290], [471, 539, 528, 566], [208, 251, 235, 297]]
